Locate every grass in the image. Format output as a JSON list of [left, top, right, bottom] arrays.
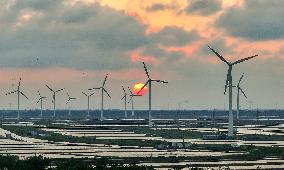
[[0, 125, 166, 147]]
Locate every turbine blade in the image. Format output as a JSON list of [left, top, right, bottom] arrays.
[[82, 92, 87, 96], [121, 95, 126, 100], [102, 74, 109, 87], [20, 91, 28, 99], [238, 73, 245, 86], [103, 88, 111, 98], [134, 94, 142, 97], [6, 91, 17, 95], [45, 85, 54, 92], [37, 90, 41, 97], [224, 76, 229, 95], [56, 88, 64, 93], [208, 45, 229, 65], [127, 97, 132, 104], [37, 99, 41, 104], [88, 87, 101, 90], [90, 93, 95, 97], [122, 86, 126, 94], [143, 62, 150, 79], [240, 88, 247, 99], [155, 80, 168, 83], [232, 55, 258, 65], [224, 67, 232, 95], [127, 86, 133, 95], [137, 81, 149, 94], [18, 78, 21, 87]]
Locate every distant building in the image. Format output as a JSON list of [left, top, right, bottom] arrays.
[[170, 142, 192, 149], [5, 133, 12, 139], [202, 134, 226, 140]]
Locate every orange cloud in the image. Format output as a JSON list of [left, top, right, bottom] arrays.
[[130, 51, 160, 65]]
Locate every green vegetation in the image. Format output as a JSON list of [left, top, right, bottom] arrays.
[[0, 155, 153, 170], [1, 125, 283, 163], [120, 127, 209, 139], [0, 125, 166, 147], [237, 134, 284, 141]]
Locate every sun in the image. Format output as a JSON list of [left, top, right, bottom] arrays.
[[133, 83, 148, 95]]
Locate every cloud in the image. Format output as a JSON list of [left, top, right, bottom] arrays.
[[149, 26, 199, 46], [145, 2, 179, 12], [217, 0, 284, 41], [185, 0, 221, 16], [146, 3, 167, 12], [0, 1, 148, 70], [0, 1, 199, 70]]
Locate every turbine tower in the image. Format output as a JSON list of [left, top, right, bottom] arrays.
[[37, 91, 46, 118], [45, 85, 64, 118], [82, 91, 95, 118], [138, 62, 168, 127], [128, 86, 141, 117], [208, 45, 257, 137], [233, 73, 247, 121], [88, 74, 111, 121], [66, 93, 76, 118], [6, 78, 28, 120], [121, 86, 127, 118]]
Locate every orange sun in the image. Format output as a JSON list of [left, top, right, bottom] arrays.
[[133, 83, 148, 95]]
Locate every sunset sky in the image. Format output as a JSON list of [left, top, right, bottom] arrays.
[[0, 0, 284, 110]]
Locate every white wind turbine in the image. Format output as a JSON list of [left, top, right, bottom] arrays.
[[6, 78, 28, 120], [45, 84, 64, 118], [138, 62, 168, 127], [88, 74, 111, 121], [208, 45, 257, 137], [37, 91, 46, 118], [233, 73, 247, 121], [82, 91, 95, 118], [66, 92, 76, 118], [128, 86, 141, 117], [121, 86, 128, 118]]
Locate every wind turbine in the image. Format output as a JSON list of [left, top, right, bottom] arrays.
[[88, 74, 111, 121], [208, 45, 257, 137], [128, 86, 141, 117], [37, 91, 46, 118], [121, 86, 128, 118], [66, 93, 76, 118], [82, 91, 95, 118], [138, 62, 168, 127], [6, 78, 28, 120], [45, 85, 64, 118], [233, 73, 247, 121]]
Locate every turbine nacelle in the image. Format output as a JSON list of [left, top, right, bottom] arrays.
[[66, 92, 76, 104], [6, 78, 28, 99], [232, 73, 248, 99], [82, 91, 95, 97], [88, 74, 111, 99], [208, 45, 257, 95], [121, 86, 127, 100]]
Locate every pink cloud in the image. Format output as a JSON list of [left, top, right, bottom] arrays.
[[130, 50, 160, 65]]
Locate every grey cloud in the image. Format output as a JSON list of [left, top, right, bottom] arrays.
[[217, 0, 284, 40], [185, 0, 221, 16], [149, 26, 199, 46], [146, 3, 167, 12], [198, 37, 235, 57], [12, 0, 60, 11], [0, 1, 199, 70]]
